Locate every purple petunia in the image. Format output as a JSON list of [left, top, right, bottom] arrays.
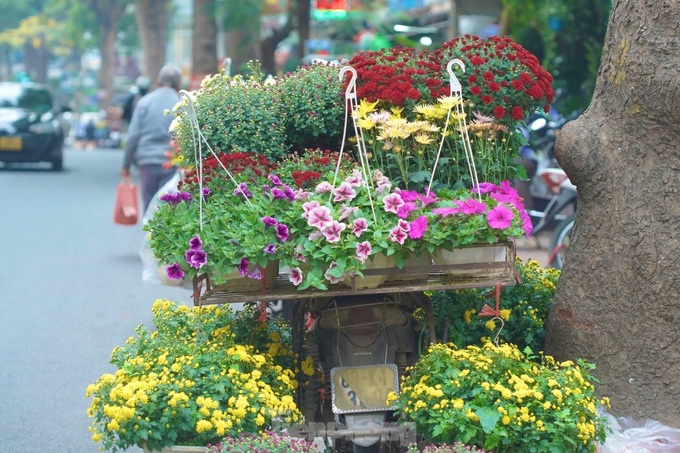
[[261, 216, 278, 227], [268, 174, 283, 186], [264, 243, 277, 254], [238, 258, 250, 276], [160, 192, 192, 205], [201, 187, 211, 198], [188, 235, 203, 251], [247, 267, 263, 280], [270, 187, 288, 200], [233, 183, 252, 199], [166, 262, 185, 280], [276, 223, 290, 242], [184, 249, 207, 269], [472, 182, 497, 194]]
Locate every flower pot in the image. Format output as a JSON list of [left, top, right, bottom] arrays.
[[387, 252, 432, 282], [212, 260, 279, 292], [343, 253, 395, 289], [143, 446, 206, 453], [432, 245, 507, 275]]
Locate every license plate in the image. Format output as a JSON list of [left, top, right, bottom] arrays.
[[330, 364, 399, 414], [0, 136, 22, 151]]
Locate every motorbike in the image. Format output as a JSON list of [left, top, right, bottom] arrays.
[[300, 293, 425, 452], [514, 103, 579, 270]]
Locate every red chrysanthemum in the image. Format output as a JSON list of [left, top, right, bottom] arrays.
[[493, 105, 506, 119], [510, 106, 525, 120]]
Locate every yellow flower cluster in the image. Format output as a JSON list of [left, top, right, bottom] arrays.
[[86, 299, 301, 452], [396, 342, 608, 451]]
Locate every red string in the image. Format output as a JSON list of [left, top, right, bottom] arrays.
[[479, 281, 501, 318]]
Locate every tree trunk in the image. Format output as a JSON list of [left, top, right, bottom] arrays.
[[192, 0, 218, 86], [86, 0, 125, 111], [135, 0, 170, 85], [296, 0, 310, 59], [544, 0, 680, 426], [225, 21, 260, 75]]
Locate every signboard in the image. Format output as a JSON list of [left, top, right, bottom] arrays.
[[331, 364, 399, 414]]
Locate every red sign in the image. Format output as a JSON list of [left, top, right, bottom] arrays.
[[315, 0, 347, 10]]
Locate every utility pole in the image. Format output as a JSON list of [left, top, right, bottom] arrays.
[[448, 0, 459, 40]]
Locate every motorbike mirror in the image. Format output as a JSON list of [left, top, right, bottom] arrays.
[[529, 117, 547, 131]]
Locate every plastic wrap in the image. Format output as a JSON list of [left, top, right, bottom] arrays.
[[598, 410, 680, 452]]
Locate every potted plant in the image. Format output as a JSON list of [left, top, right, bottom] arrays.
[[144, 149, 356, 289], [345, 36, 555, 190], [86, 301, 301, 452], [389, 342, 610, 452]]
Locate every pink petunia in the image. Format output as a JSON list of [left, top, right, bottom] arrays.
[[302, 200, 321, 218], [321, 221, 347, 243], [383, 193, 405, 214], [288, 267, 303, 286], [459, 198, 488, 215], [308, 230, 324, 241], [324, 262, 343, 284], [339, 204, 359, 221], [432, 206, 460, 217], [376, 180, 392, 194], [408, 215, 428, 239], [307, 206, 334, 230], [353, 218, 368, 237], [332, 181, 357, 202], [487, 205, 514, 229], [472, 182, 497, 194], [345, 170, 363, 187], [397, 202, 418, 219], [397, 189, 420, 202], [355, 241, 372, 263], [294, 189, 312, 201], [398, 219, 410, 232], [520, 209, 534, 237], [388, 225, 408, 244], [419, 191, 438, 206], [248, 267, 263, 280], [315, 181, 334, 193]]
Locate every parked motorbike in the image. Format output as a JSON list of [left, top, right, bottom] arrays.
[[301, 293, 425, 452]]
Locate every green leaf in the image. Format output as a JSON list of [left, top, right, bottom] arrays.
[[475, 406, 501, 434]]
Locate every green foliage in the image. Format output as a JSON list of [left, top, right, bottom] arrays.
[[393, 342, 611, 452], [503, 0, 611, 112], [173, 69, 289, 162], [276, 62, 345, 152], [86, 300, 301, 452], [428, 258, 560, 352]]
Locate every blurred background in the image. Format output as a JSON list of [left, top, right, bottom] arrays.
[[0, 0, 610, 151]]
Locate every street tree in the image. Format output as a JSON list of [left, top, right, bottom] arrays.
[[82, 0, 131, 109], [192, 0, 218, 84], [135, 0, 170, 86], [544, 0, 680, 426]]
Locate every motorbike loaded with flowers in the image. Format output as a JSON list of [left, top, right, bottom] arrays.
[[143, 35, 558, 452]]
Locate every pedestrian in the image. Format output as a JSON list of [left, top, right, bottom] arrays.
[[122, 76, 151, 126], [121, 64, 182, 213]]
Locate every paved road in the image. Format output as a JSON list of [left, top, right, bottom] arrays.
[[0, 147, 192, 453]]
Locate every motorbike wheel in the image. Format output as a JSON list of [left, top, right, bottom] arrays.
[[549, 213, 575, 270]]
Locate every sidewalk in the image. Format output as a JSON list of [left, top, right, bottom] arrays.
[[515, 233, 554, 269]]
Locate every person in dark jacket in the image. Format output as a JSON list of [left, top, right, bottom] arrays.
[[121, 65, 181, 212]]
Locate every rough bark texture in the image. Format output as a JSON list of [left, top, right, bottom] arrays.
[[136, 0, 169, 85], [544, 0, 680, 426]]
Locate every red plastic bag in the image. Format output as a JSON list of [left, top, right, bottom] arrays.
[[113, 177, 139, 225]]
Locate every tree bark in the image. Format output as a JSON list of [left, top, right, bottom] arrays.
[[135, 0, 170, 85], [192, 0, 218, 85], [544, 0, 680, 426]]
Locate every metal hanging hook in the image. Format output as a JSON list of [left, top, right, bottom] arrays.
[[339, 66, 358, 100], [446, 59, 465, 95]]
